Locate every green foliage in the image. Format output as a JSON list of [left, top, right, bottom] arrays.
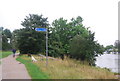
[[105, 45, 114, 53], [70, 33, 104, 65], [11, 29, 20, 49], [11, 14, 104, 66], [2, 35, 9, 50], [70, 35, 87, 60], [17, 29, 44, 54], [70, 16, 83, 26], [16, 14, 49, 54], [48, 18, 68, 57], [48, 16, 104, 64], [3, 29, 12, 38], [105, 45, 113, 50], [95, 44, 105, 54], [49, 17, 88, 57], [21, 14, 49, 29], [1, 27, 12, 50]]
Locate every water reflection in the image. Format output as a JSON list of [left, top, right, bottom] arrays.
[[95, 54, 119, 73]]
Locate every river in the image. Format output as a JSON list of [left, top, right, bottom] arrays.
[[95, 54, 119, 73]]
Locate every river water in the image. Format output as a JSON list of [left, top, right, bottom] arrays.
[[95, 54, 119, 73]]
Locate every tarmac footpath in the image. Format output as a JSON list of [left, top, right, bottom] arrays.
[[1, 54, 31, 79]]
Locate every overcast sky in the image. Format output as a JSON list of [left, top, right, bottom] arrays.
[[0, 0, 119, 46]]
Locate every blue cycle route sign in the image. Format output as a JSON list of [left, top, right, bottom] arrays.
[[35, 28, 47, 32], [35, 27, 48, 67]]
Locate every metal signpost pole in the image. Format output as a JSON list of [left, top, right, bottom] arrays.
[[35, 28, 48, 67], [46, 28, 48, 67]]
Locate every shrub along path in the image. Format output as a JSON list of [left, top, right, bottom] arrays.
[[1, 54, 31, 79]]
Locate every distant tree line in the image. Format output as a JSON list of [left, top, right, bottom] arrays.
[[104, 40, 120, 54], [2, 14, 119, 65], [0, 27, 12, 50]]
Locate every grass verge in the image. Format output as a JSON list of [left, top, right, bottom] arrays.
[[0, 51, 12, 59], [16, 55, 49, 79], [16, 54, 117, 79]]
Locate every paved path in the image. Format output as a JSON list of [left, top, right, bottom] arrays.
[[1, 54, 31, 79]]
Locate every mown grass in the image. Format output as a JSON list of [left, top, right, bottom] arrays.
[[0, 51, 12, 59], [16, 55, 48, 79], [17, 54, 117, 79]]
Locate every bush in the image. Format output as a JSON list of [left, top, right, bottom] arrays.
[[70, 33, 103, 65]]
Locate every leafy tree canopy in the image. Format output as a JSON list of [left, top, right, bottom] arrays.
[[21, 14, 49, 30], [16, 14, 49, 54], [1, 27, 12, 50], [48, 16, 104, 64]]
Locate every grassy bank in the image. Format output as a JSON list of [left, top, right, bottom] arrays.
[[16, 55, 48, 79], [0, 51, 12, 59], [17, 54, 117, 79]]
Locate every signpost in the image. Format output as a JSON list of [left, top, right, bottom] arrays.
[[35, 28, 47, 32], [35, 28, 48, 67]]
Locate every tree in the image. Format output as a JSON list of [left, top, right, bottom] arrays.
[[49, 17, 85, 58], [70, 32, 104, 65], [49, 17, 86, 56], [105, 45, 114, 53], [49, 18, 69, 56], [1, 27, 12, 50], [11, 29, 20, 49], [70, 35, 87, 60], [48, 16, 104, 63], [2, 34, 9, 50], [16, 14, 49, 54], [70, 16, 83, 26], [3, 29, 12, 38], [21, 14, 49, 29], [17, 29, 39, 54]]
